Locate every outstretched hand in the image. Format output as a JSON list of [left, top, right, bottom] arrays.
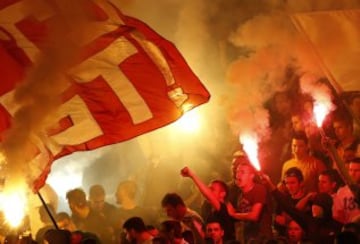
[[180, 166, 193, 177]]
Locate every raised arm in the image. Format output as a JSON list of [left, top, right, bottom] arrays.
[[180, 167, 221, 210]]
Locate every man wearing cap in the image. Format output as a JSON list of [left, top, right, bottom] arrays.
[[333, 157, 360, 224]]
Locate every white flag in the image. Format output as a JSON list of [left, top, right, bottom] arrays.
[[292, 9, 360, 92]]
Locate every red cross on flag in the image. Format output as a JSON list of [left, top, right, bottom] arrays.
[[0, 0, 210, 191]]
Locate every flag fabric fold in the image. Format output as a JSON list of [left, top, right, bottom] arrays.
[[291, 9, 360, 93], [0, 0, 210, 191]]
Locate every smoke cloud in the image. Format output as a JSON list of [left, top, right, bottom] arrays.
[[0, 0, 96, 191], [2, 0, 359, 208]]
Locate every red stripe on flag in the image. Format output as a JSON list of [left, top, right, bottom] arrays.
[[0, 0, 210, 191]]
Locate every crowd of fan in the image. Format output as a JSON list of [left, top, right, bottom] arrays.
[[2, 92, 360, 244]]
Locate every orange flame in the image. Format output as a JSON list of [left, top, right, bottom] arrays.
[[239, 133, 261, 171]]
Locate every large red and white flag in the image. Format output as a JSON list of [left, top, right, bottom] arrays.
[[0, 0, 210, 190], [291, 9, 360, 93]]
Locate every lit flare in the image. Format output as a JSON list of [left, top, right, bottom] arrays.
[[313, 101, 331, 127], [239, 133, 261, 171], [0, 188, 27, 228]]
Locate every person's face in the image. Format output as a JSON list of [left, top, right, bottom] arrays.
[[291, 115, 304, 132], [90, 195, 105, 212], [333, 121, 352, 141], [318, 175, 336, 194], [206, 222, 224, 243], [163, 205, 182, 221], [209, 182, 225, 201], [311, 204, 324, 218], [231, 157, 247, 180], [349, 162, 360, 184], [235, 165, 254, 189], [291, 139, 308, 158], [58, 219, 76, 232], [287, 220, 303, 243], [68, 201, 77, 213], [284, 176, 302, 196]]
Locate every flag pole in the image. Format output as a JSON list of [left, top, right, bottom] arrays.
[[319, 129, 354, 185], [37, 192, 59, 230], [319, 128, 360, 204]]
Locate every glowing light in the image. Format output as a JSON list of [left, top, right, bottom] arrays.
[[239, 133, 261, 171], [0, 189, 27, 227], [313, 101, 332, 127], [47, 171, 83, 198], [313, 103, 327, 127], [299, 74, 335, 128], [174, 109, 201, 133]]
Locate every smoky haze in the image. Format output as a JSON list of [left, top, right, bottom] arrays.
[[0, 0, 98, 192], [3, 0, 356, 211]]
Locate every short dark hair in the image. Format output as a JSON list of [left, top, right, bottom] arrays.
[[44, 229, 72, 243], [210, 180, 229, 198], [205, 216, 224, 229], [284, 167, 304, 182], [89, 184, 105, 199], [320, 169, 344, 189], [66, 188, 86, 206], [292, 131, 308, 145], [161, 193, 185, 207], [123, 217, 146, 232]]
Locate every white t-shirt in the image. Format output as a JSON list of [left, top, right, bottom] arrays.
[[333, 185, 360, 224]]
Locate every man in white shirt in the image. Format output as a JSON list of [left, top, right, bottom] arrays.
[[333, 157, 360, 224]]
